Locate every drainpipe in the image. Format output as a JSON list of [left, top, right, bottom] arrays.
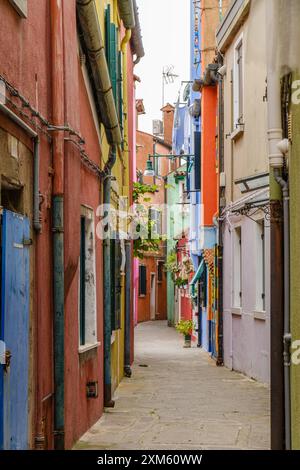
[[121, 29, 133, 379], [266, 0, 290, 449], [118, 0, 135, 29], [76, 0, 122, 145], [51, 0, 65, 450], [131, 0, 145, 65], [274, 159, 291, 450], [103, 145, 117, 407], [217, 58, 224, 367]]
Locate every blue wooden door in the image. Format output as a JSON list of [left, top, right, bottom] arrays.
[[0, 209, 30, 449]]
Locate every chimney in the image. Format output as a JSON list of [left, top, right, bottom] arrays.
[[161, 103, 175, 145]]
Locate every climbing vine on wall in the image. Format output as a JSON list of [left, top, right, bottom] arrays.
[[132, 182, 162, 259]]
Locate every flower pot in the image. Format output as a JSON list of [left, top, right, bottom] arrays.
[[184, 334, 191, 348]]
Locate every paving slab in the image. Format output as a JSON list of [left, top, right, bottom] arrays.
[[74, 321, 270, 450]]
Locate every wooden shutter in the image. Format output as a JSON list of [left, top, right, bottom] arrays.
[[139, 265, 147, 296], [110, 239, 122, 331]]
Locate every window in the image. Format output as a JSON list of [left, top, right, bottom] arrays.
[[149, 207, 162, 238], [157, 261, 164, 282], [233, 35, 244, 128], [139, 265, 147, 296], [257, 220, 266, 311], [233, 226, 242, 308], [179, 181, 188, 215], [79, 207, 97, 347], [9, 0, 27, 18]]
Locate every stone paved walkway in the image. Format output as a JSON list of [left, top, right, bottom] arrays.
[[74, 321, 270, 450]]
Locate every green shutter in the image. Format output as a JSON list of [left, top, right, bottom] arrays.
[[105, 5, 111, 63], [139, 265, 147, 296], [105, 5, 117, 100], [105, 6, 122, 130], [110, 23, 117, 101], [110, 238, 122, 332]]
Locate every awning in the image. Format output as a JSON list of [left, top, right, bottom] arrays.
[[190, 259, 204, 298]]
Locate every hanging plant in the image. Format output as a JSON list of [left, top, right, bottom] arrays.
[[132, 182, 163, 259], [164, 251, 180, 280]]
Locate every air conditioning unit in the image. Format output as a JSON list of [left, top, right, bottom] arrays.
[[152, 119, 163, 136]]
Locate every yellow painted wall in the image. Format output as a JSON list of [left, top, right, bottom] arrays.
[[96, 0, 130, 392]]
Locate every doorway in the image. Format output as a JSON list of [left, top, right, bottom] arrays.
[[150, 273, 156, 320], [0, 209, 30, 449]]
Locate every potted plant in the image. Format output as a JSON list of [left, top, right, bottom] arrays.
[[176, 319, 194, 348], [174, 276, 188, 288]]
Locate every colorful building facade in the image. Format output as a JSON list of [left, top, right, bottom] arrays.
[[0, 0, 143, 450]]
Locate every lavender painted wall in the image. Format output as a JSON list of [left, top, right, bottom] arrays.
[[223, 213, 270, 384]]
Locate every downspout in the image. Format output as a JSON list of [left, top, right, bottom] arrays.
[[274, 163, 291, 450], [103, 145, 117, 407], [131, 0, 145, 65], [121, 29, 133, 379], [266, 0, 290, 450], [50, 0, 65, 450], [76, 0, 122, 145], [217, 58, 224, 366]]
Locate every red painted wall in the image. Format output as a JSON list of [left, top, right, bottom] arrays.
[[0, 0, 104, 449], [136, 130, 170, 323], [177, 236, 193, 322]]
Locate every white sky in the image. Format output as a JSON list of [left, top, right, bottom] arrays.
[[134, 0, 190, 134]]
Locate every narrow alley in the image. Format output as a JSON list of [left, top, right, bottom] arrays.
[[75, 322, 270, 451]]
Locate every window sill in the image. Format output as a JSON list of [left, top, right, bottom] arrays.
[[78, 341, 101, 355], [139, 294, 146, 298], [253, 310, 267, 321], [231, 307, 242, 316], [231, 125, 244, 141]]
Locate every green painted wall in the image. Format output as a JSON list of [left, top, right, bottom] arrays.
[[290, 71, 300, 450], [166, 164, 190, 325]]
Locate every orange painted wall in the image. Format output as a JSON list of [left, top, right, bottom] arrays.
[[138, 257, 167, 323], [136, 129, 171, 323], [201, 86, 218, 226]]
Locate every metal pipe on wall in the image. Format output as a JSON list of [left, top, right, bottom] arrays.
[[50, 0, 65, 451], [76, 0, 122, 145], [266, 0, 285, 450], [103, 145, 117, 408], [217, 58, 224, 367], [274, 168, 291, 450]]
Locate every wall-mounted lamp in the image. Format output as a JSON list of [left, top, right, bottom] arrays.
[[143, 153, 194, 178], [143, 159, 155, 177]]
